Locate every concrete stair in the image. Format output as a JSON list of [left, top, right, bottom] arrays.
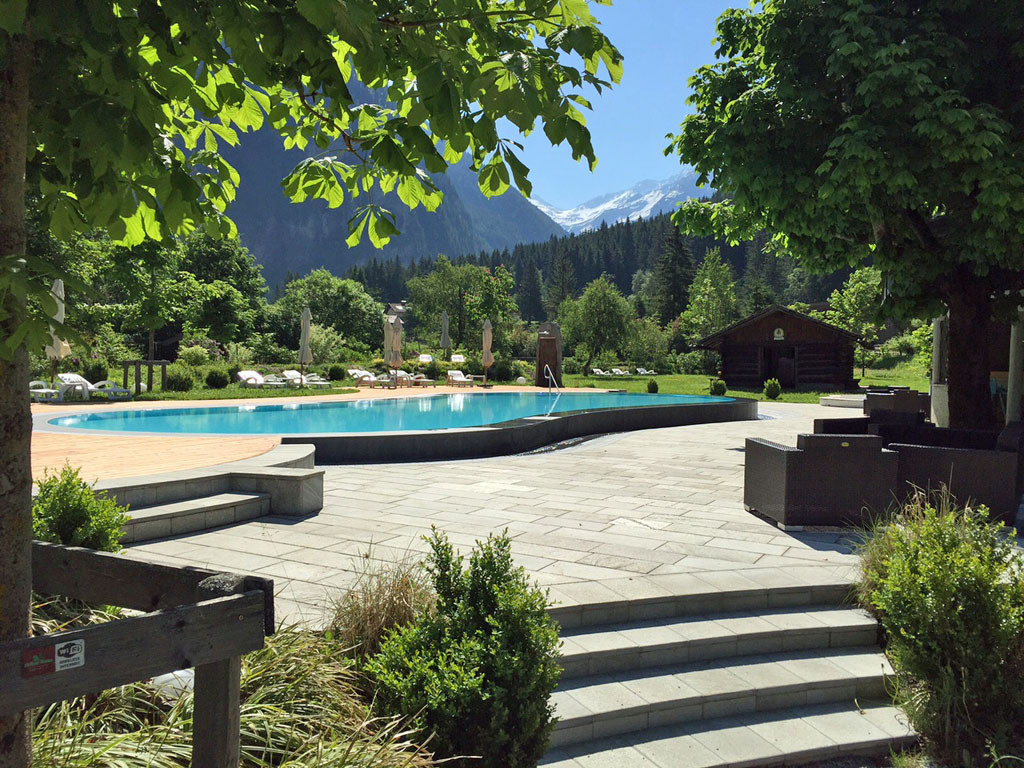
[[543, 580, 914, 767], [121, 492, 271, 544]]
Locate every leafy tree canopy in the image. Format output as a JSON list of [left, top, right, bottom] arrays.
[[2, 0, 622, 358], [679, 248, 738, 344], [667, 0, 1024, 426], [407, 255, 487, 347], [269, 268, 383, 348], [465, 264, 519, 352], [559, 273, 633, 373]]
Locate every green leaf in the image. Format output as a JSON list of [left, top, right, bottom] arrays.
[[0, 0, 26, 33], [478, 156, 510, 196]]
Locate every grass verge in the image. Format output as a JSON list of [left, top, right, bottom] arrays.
[[563, 369, 929, 402], [31, 598, 436, 768], [134, 385, 358, 401]]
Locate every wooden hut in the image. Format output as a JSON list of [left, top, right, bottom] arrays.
[[697, 305, 857, 389]]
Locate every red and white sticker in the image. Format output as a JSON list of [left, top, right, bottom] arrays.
[[21, 647, 55, 678], [21, 640, 85, 678]]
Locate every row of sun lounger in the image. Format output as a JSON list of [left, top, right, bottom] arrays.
[[30, 373, 132, 402], [592, 367, 658, 377], [237, 370, 331, 389]]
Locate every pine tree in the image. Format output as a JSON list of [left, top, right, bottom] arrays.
[[517, 257, 545, 321], [544, 252, 576, 318], [651, 223, 695, 323]]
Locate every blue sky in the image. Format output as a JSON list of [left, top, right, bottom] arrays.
[[513, 0, 738, 209]]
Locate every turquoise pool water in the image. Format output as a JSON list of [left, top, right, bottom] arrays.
[[48, 392, 732, 435]]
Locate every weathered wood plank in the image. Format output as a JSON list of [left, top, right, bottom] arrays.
[[194, 658, 241, 768], [32, 541, 221, 611], [31, 543, 275, 630], [0, 593, 265, 716], [193, 578, 243, 768]]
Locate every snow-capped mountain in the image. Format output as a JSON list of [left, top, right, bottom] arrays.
[[533, 169, 708, 233]]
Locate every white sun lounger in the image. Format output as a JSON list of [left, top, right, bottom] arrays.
[[57, 373, 132, 400], [350, 369, 392, 388], [283, 370, 330, 388], [237, 370, 286, 389], [447, 370, 473, 387]]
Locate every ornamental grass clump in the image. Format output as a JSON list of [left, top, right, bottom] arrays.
[[31, 600, 436, 768], [32, 464, 129, 552], [366, 529, 561, 768], [858, 489, 1024, 764], [327, 550, 434, 660]]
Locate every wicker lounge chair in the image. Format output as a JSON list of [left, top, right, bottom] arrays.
[[744, 433, 898, 529]]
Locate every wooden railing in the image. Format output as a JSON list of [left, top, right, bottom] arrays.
[[0, 541, 274, 768]]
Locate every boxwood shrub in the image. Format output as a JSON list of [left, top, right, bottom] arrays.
[[33, 465, 129, 552], [205, 367, 230, 389], [164, 363, 194, 392], [859, 492, 1024, 763], [367, 529, 561, 768]]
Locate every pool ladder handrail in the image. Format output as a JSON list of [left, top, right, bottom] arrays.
[[542, 364, 561, 416], [543, 364, 560, 393]]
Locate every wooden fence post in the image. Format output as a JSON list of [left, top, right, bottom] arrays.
[[193, 574, 245, 768]]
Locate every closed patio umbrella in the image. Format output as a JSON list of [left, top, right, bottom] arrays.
[[298, 307, 313, 382], [440, 310, 451, 357], [482, 319, 494, 384], [45, 279, 72, 384]]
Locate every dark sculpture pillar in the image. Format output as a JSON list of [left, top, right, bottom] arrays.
[[535, 322, 562, 387]]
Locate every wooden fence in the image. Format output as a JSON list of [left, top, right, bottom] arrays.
[[0, 541, 274, 768]]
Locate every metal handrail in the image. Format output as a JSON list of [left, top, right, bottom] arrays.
[[543, 364, 560, 393]]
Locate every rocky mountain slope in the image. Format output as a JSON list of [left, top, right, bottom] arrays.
[[532, 169, 707, 233], [224, 129, 564, 288]]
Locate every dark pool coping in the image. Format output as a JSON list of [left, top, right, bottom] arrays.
[[281, 397, 759, 463]]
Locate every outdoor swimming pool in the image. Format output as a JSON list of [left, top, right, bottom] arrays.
[[48, 391, 733, 435]]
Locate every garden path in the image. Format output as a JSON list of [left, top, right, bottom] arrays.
[[125, 402, 862, 625]]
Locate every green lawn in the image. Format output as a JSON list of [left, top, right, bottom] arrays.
[[134, 384, 358, 401], [563, 365, 929, 403]]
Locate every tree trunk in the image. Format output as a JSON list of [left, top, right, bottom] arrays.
[[0, 32, 34, 768], [945, 272, 994, 430]]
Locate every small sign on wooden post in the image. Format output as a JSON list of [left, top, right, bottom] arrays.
[[0, 542, 274, 768]]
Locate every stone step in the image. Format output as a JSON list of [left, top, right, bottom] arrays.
[[548, 578, 856, 630], [541, 701, 916, 767], [559, 605, 878, 680], [550, 648, 892, 748], [121, 492, 271, 544]]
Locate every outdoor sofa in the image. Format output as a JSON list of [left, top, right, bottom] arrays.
[[812, 414, 1024, 526], [744, 433, 898, 529]]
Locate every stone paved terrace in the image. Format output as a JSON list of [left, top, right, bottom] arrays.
[[125, 401, 862, 625]]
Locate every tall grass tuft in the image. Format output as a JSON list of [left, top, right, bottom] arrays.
[[32, 602, 436, 768], [858, 488, 1024, 764], [327, 550, 434, 660]]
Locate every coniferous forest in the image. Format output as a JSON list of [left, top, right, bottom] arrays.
[[345, 212, 850, 317]]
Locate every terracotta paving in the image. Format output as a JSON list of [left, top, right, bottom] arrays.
[[29, 385, 541, 482], [30, 432, 281, 483]]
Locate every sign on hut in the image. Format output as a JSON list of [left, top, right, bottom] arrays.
[[697, 305, 857, 390]]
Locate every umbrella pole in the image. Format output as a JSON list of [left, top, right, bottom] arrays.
[[50, 358, 55, 387]]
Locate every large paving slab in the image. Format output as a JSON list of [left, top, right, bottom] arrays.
[[125, 402, 862, 624]]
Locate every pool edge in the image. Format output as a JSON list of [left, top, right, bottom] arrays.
[[282, 397, 759, 463]]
